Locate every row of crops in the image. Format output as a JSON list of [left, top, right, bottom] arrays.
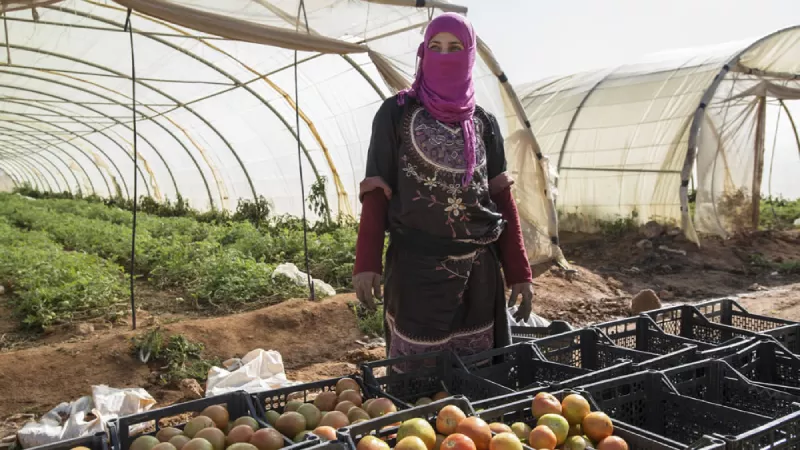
[[0, 192, 362, 329]]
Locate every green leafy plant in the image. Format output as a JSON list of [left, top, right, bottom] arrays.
[[597, 210, 640, 237], [131, 328, 220, 383], [0, 192, 358, 327], [760, 195, 800, 230], [557, 208, 640, 236], [233, 195, 272, 226], [194, 208, 231, 224], [308, 176, 332, 223], [138, 194, 194, 218], [717, 189, 753, 235], [12, 183, 74, 200], [748, 253, 800, 275], [0, 220, 126, 329], [349, 302, 384, 337]]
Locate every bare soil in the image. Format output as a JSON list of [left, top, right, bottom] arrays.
[[1, 229, 799, 439]]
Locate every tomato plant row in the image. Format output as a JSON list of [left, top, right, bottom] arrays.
[[0, 193, 366, 329]]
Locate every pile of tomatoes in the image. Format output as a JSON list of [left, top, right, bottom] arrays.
[[356, 404, 520, 450], [355, 392, 630, 450]]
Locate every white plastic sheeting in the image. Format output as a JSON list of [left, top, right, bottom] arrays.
[[0, 0, 561, 265], [518, 26, 800, 241], [205, 348, 299, 397]]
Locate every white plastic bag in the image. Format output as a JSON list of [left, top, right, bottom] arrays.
[[18, 421, 65, 449], [91, 385, 155, 435], [205, 349, 300, 397], [272, 263, 336, 297], [18, 395, 102, 448], [17, 387, 155, 449], [60, 395, 104, 441], [506, 306, 551, 327]]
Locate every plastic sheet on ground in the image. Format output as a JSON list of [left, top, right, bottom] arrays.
[[17, 386, 155, 449], [205, 349, 300, 397]]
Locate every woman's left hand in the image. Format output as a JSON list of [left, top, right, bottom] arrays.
[[508, 282, 534, 322]]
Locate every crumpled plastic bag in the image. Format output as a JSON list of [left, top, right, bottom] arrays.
[[59, 396, 103, 442], [506, 306, 551, 327], [91, 385, 156, 427], [17, 387, 155, 449], [272, 263, 336, 298], [18, 421, 65, 449], [205, 349, 301, 397], [18, 397, 98, 449]]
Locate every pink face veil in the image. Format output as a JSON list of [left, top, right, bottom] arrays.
[[398, 13, 478, 186]]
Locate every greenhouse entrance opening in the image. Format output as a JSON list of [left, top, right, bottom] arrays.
[[694, 86, 800, 237], [692, 41, 800, 241]]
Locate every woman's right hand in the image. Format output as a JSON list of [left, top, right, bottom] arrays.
[[353, 271, 382, 310]]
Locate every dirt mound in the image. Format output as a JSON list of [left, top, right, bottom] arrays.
[[169, 297, 365, 370], [527, 266, 628, 326], [0, 295, 366, 420], [557, 229, 800, 301]]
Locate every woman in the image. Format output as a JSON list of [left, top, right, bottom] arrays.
[[353, 13, 533, 367]]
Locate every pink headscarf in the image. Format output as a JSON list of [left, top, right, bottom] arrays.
[[398, 13, 477, 186]]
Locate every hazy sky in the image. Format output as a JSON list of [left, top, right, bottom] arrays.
[[462, 0, 800, 81], [461, 0, 800, 198]]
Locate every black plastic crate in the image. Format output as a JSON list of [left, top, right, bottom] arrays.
[[694, 298, 797, 331], [476, 388, 725, 449], [644, 303, 789, 349], [721, 416, 800, 450], [631, 341, 757, 376], [531, 327, 668, 369], [663, 358, 800, 418], [468, 342, 699, 413], [361, 350, 514, 407], [693, 298, 800, 352], [337, 396, 475, 449], [693, 336, 763, 360], [510, 320, 573, 342], [721, 339, 800, 396], [250, 374, 382, 415], [25, 432, 110, 450], [590, 315, 766, 372], [249, 375, 394, 439], [459, 341, 632, 393], [110, 391, 305, 450], [628, 346, 703, 373], [578, 369, 800, 449], [593, 315, 717, 353]]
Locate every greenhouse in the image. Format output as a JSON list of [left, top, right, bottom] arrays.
[[0, 0, 563, 266], [517, 25, 800, 243], [3, 2, 797, 266]]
